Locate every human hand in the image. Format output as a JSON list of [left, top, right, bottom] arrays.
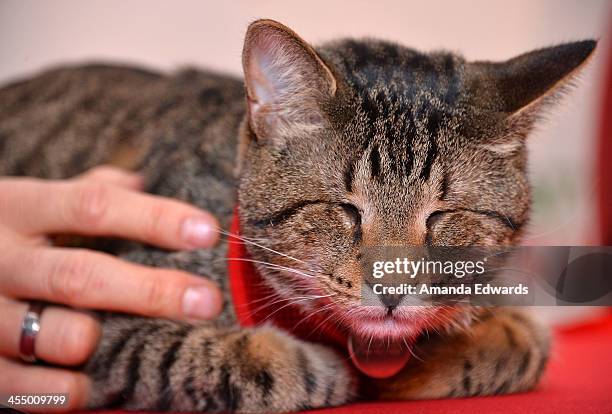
[[0, 166, 223, 411]]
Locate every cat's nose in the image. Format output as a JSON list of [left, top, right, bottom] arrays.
[[380, 293, 404, 311]]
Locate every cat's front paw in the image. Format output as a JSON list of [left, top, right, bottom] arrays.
[[85, 319, 356, 413], [208, 325, 357, 413], [368, 309, 550, 400]]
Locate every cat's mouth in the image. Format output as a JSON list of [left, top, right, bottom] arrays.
[[319, 284, 451, 341], [343, 306, 456, 378], [350, 314, 423, 341]]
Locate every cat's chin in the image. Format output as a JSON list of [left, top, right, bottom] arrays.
[[343, 305, 438, 342], [349, 316, 424, 341], [349, 309, 426, 342]]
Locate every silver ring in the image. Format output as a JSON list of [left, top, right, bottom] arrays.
[[19, 302, 44, 363]]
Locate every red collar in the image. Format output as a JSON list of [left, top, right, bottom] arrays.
[[228, 208, 347, 350]]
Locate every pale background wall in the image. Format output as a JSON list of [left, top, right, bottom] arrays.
[[1, 0, 610, 322]]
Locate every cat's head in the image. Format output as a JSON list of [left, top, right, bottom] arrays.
[[236, 19, 595, 340]]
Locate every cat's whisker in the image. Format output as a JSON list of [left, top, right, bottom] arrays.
[[217, 228, 309, 266], [239, 295, 292, 315], [261, 293, 337, 323], [292, 302, 339, 330], [218, 228, 269, 244], [242, 299, 291, 318], [223, 239, 269, 245], [235, 279, 323, 311], [402, 336, 424, 362], [260, 265, 320, 281], [242, 294, 325, 319], [307, 304, 349, 336], [427, 307, 470, 336], [367, 331, 375, 355], [233, 290, 282, 308], [216, 256, 326, 286], [499, 213, 516, 231], [225, 257, 319, 279]]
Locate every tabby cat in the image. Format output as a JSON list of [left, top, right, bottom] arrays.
[[0, 19, 596, 413]]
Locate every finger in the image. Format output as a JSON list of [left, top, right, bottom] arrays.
[[77, 165, 143, 190], [0, 357, 89, 412], [0, 178, 219, 249], [0, 246, 223, 321], [0, 297, 100, 366]]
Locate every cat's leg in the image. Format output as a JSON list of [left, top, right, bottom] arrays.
[[86, 316, 356, 413], [369, 308, 550, 399]]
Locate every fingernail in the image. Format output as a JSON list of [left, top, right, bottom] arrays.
[[182, 286, 220, 319], [181, 216, 217, 247]]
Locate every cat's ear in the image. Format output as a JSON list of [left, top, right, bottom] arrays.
[[468, 40, 596, 116], [242, 19, 337, 140]]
